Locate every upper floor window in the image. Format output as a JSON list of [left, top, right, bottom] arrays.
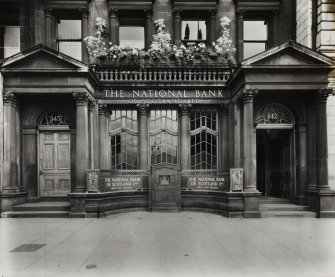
[[57, 19, 82, 60], [243, 20, 268, 59], [0, 26, 20, 59], [119, 26, 145, 49], [181, 20, 207, 46]]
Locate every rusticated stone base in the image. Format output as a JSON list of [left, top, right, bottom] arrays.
[[305, 190, 335, 218], [0, 192, 27, 212]]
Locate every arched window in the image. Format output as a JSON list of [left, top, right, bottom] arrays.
[[255, 104, 294, 129]]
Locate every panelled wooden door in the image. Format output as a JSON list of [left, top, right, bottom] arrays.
[[39, 131, 71, 196]]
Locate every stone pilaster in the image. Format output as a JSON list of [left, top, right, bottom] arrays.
[[44, 9, 53, 48], [81, 9, 89, 63], [88, 100, 96, 169], [73, 92, 92, 192], [220, 103, 229, 170], [98, 104, 110, 170], [137, 104, 149, 171], [179, 104, 191, 171], [236, 10, 245, 62], [272, 10, 279, 46], [174, 10, 181, 47], [297, 123, 308, 204], [209, 10, 216, 45], [233, 95, 242, 168], [109, 8, 119, 45], [145, 10, 153, 49], [241, 88, 258, 192]]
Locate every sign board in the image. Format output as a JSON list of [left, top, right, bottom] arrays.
[[99, 171, 146, 192], [186, 176, 229, 191]]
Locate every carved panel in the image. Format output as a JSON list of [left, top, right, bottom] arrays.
[[230, 168, 243, 192], [39, 112, 69, 126], [255, 104, 294, 125]]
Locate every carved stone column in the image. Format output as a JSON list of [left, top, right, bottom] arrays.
[[44, 9, 53, 48], [73, 92, 91, 192], [2, 91, 19, 193], [179, 104, 191, 171], [145, 10, 153, 49], [98, 104, 110, 170], [221, 104, 229, 170], [316, 88, 332, 190], [137, 104, 149, 170], [241, 89, 258, 192], [174, 10, 182, 47], [109, 9, 119, 45], [236, 10, 245, 62], [81, 9, 89, 63]]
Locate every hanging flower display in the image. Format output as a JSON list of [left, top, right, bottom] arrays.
[[84, 17, 236, 65]]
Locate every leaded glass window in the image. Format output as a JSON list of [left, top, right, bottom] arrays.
[[150, 109, 178, 165], [110, 110, 138, 170], [190, 110, 218, 170]]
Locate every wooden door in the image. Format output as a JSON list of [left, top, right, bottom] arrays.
[[39, 131, 71, 196]]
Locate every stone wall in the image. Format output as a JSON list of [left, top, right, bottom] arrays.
[[296, 0, 313, 48]]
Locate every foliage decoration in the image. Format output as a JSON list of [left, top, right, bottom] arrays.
[[84, 17, 236, 66]]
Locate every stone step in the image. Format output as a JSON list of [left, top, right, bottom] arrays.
[[12, 201, 69, 212], [1, 211, 69, 218], [261, 211, 317, 218], [259, 197, 291, 204], [260, 204, 312, 212]]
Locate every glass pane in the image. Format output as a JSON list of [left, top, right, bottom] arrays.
[[57, 20, 81, 39], [58, 41, 82, 60], [110, 110, 138, 170], [2, 26, 20, 58], [181, 20, 206, 41], [190, 110, 218, 170], [244, 42, 266, 59], [119, 26, 145, 49], [243, 21, 267, 41]]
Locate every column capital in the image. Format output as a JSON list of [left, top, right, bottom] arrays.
[[73, 92, 94, 106], [220, 103, 229, 115], [178, 103, 192, 115], [316, 88, 333, 103], [98, 104, 111, 116], [145, 9, 153, 16], [80, 9, 89, 18], [109, 8, 118, 15], [137, 103, 150, 116], [174, 9, 182, 16], [209, 9, 216, 17], [88, 99, 96, 112], [3, 91, 16, 107], [240, 88, 258, 103], [237, 9, 246, 18], [44, 8, 53, 16]]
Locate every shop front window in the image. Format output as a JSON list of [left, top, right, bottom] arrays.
[[57, 19, 82, 60], [110, 110, 138, 170], [190, 110, 218, 170], [243, 20, 268, 59]]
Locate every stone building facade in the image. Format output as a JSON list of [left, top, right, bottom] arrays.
[[0, 0, 334, 217]]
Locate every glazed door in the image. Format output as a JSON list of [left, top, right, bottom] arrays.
[[39, 131, 71, 196]]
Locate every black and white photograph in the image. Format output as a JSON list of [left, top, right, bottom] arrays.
[[0, 0, 335, 276]]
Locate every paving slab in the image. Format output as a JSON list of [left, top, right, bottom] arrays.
[[0, 212, 334, 277]]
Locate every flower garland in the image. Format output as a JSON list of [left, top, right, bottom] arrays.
[[84, 17, 235, 65]]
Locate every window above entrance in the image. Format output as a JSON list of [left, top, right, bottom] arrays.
[[255, 104, 294, 129], [243, 20, 268, 59]]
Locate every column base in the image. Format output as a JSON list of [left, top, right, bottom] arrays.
[[68, 192, 87, 217], [305, 189, 335, 218], [243, 191, 261, 218], [0, 192, 27, 212]]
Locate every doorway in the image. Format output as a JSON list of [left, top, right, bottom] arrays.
[[256, 129, 294, 198], [39, 130, 71, 197]]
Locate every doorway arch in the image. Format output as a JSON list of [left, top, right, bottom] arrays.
[[255, 104, 295, 199]]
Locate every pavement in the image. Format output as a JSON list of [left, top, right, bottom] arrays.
[[0, 212, 335, 277]]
